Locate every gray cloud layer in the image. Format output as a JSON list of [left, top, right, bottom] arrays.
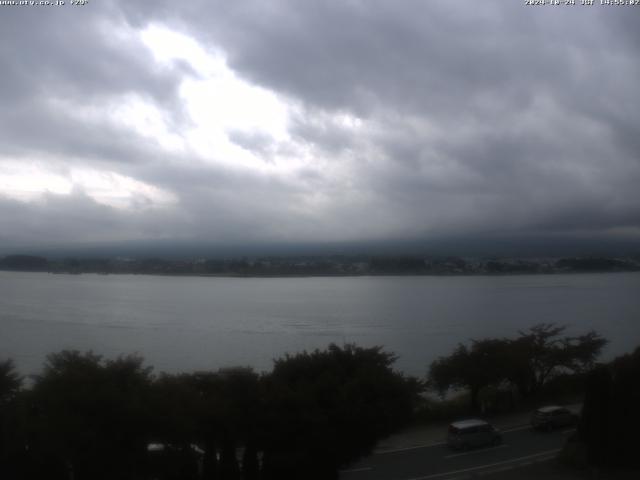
[[1, 0, 639, 253]]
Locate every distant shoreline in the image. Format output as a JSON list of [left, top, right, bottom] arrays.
[[1, 253, 638, 278], [1, 269, 638, 280]]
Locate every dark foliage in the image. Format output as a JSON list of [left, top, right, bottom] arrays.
[[0, 344, 422, 479], [579, 347, 640, 468], [27, 351, 154, 480], [509, 324, 606, 397], [429, 339, 511, 412], [428, 324, 606, 411], [0, 360, 22, 404], [262, 344, 423, 478], [0, 360, 24, 477]]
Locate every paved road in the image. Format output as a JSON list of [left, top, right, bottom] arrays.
[[340, 425, 574, 480]]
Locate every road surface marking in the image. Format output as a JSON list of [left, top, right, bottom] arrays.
[[479, 454, 557, 478], [375, 441, 446, 454], [481, 464, 516, 475], [562, 428, 576, 435], [404, 448, 561, 480], [375, 423, 566, 455], [375, 423, 571, 455], [501, 425, 531, 433], [444, 444, 507, 459], [339, 466, 373, 474]]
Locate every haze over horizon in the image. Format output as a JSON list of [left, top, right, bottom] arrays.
[[1, 1, 639, 255]]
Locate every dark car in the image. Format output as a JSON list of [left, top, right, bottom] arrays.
[[447, 419, 502, 450], [531, 406, 578, 431]]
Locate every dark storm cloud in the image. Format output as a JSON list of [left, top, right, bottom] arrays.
[[132, 1, 608, 116], [0, 1, 189, 163], [0, 192, 172, 247], [0, 102, 160, 167], [0, 3, 181, 104], [1, 0, 639, 250]]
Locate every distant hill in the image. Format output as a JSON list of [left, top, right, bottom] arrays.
[[1, 253, 638, 277], [1, 232, 639, 260]]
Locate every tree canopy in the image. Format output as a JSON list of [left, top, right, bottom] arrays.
[[262, 344, 423, 479], [428, 324, 607, 411], [429, 339, 511, 411], [0, 344, 423, 480], [0, 359, 22, 405]]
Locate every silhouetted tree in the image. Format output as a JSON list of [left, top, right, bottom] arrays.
[[579, 346, 640, 468], [187, 367, 262, 480], [580, 366, 611, 467], [429, 339, 510, 412], [262, 344, 423, 479], [607, 346, 640, 467], [219, 435, 240, 480], [241, 440, 260, 480], [0, 359, 24, 478], [148, 373, 202, 480], [0, 360, 21, 405], [2, 344, 424, 479], [509, 324, 606, 397], [428, 324, 607, 410], [29, 351, 153, 480]]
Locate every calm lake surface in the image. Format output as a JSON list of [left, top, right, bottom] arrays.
[[1, 271, 639, 377]]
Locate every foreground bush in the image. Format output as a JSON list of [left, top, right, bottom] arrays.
[[578, 347, 640, 468], [0, 344, 423, 480]]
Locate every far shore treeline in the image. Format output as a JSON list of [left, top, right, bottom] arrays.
[[1, 253, 639, 277], [1, 324, 639, 479]]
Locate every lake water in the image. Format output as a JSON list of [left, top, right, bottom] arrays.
[[1, 271, 639, 377]]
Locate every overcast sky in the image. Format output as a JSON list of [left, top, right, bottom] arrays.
[[0, 0, 638, 253]]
